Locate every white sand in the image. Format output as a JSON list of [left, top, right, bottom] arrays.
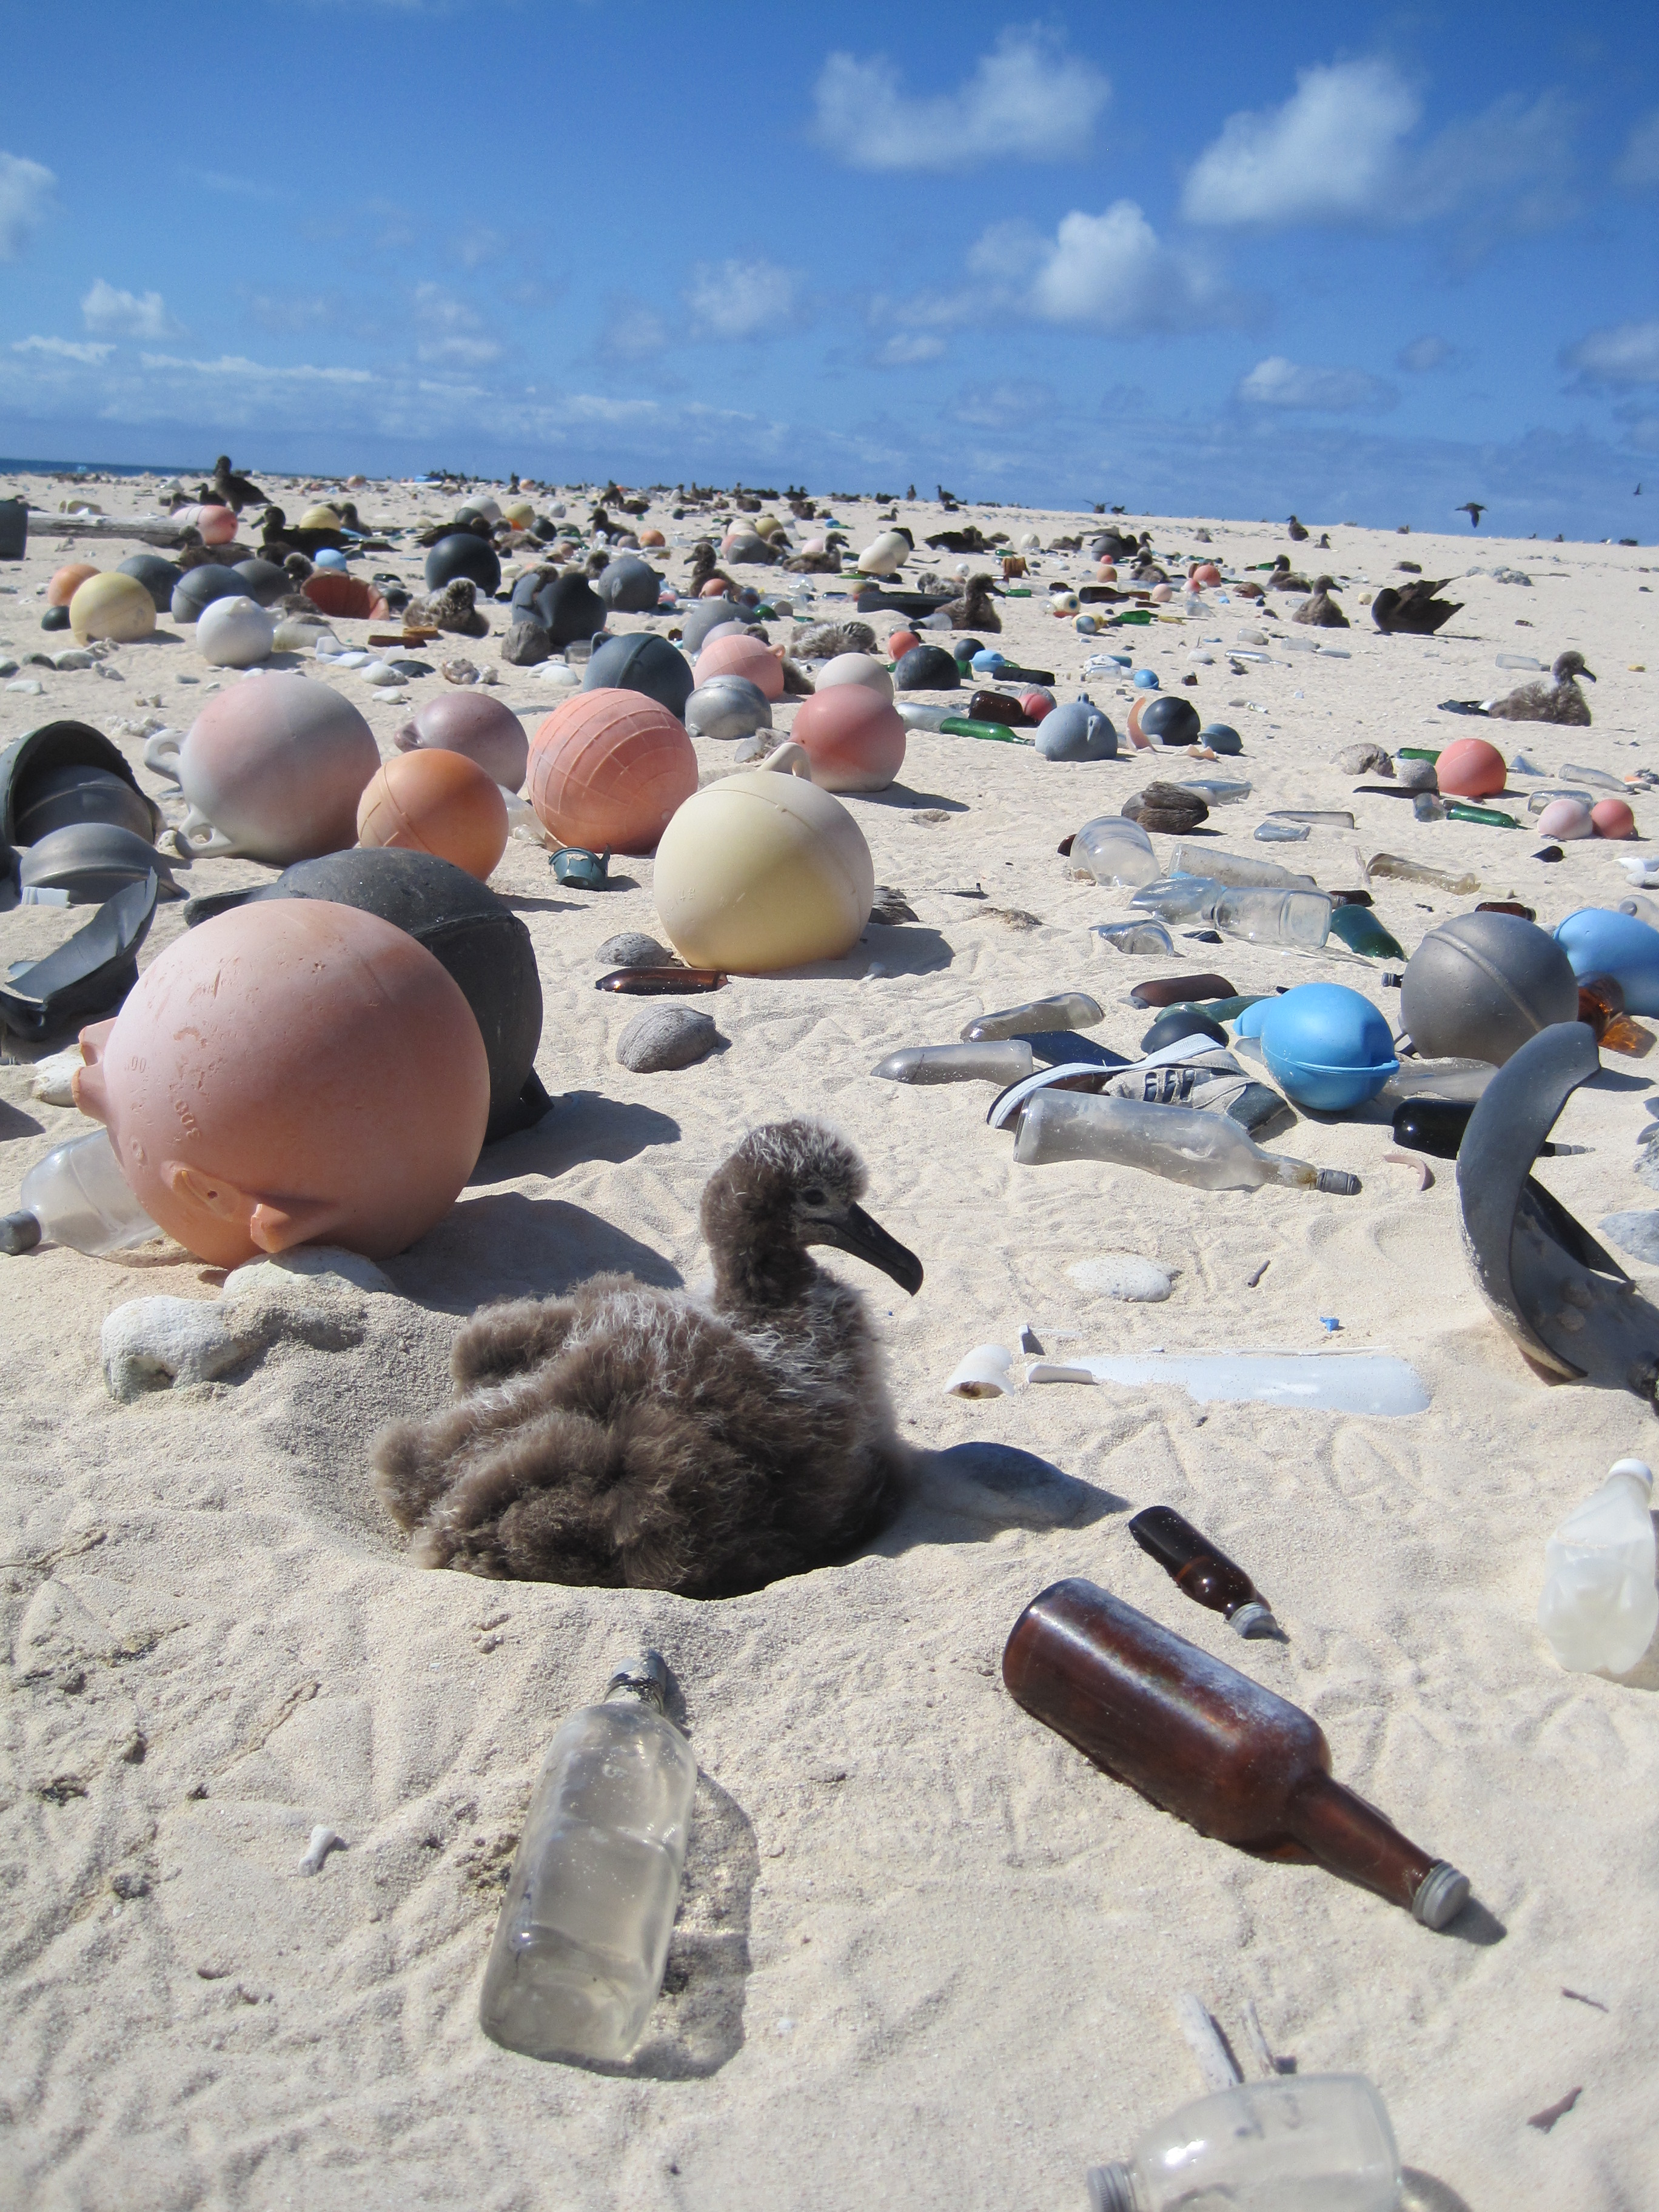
[[2, 478, 1656, 2210]]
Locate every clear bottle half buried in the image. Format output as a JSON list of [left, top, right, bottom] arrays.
[[1011, 1090, 1358, 1193], [1, 1128, 158, 1256], [1090, 2075, 1400, 2212], [480, 1654, 697, 2063]]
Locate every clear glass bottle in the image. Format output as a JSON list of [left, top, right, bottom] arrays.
[[1130, 874, 1225, 923], [1071, 814, 1158, 887], [1013, 1090, 1359, 1193], [479, 1653, 697, 2063], [1, 1128, 158, 1256], [1538, 1459, 1658, 1676], [1167, 842, 1316, 891], [1091, 919, 1176, 956], [1089, 2076, 1401, 2212], [1215, 887, 1333, 948], [872, 1041, 1035, 1085], [962, 992, 1102, 1042]]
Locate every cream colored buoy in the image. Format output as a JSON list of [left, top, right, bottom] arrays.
[[654, 762, 874, 971], [69, 571, 156, 645]]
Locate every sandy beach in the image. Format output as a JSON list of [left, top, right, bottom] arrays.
[[2, 476, 1656, 2211]]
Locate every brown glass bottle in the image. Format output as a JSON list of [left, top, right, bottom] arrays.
[[1002, 1580, 1469, 1928], [1129, 1506, 1276, 1637], [1577, 974, 1650, 1057]]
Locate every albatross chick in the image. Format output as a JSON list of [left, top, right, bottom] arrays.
[[372, 1121, 923, 1598]]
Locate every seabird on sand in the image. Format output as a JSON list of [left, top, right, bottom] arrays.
[[1443, 650, 1596, 726], [1293, 575, 1349, 628], [372, 1121, 923, 1598], [1286, 514, 1309, 541], [1372, 577, 1461, 635]]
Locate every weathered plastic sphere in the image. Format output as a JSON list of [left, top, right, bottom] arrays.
[[196, 595, 275, 669], [313, 546, 348, 571], [583, 631, 694, 719], [119, 553, 185, 610], [231, 558, 288, 608], [172, 565, 248, 622], [1435, 736, 1507, 799], [69, 571, 155, 645], [816, 652, 894, 702], [49, 563, 99, 607], [1141, 695, 1202, 748], [1401, 911, 1578, 1065], [1037, 695, 1117, 761], [593, 555, 662, 612], [693, 631, 785, 701], [893, 644, 960, 690], [1201, 723, 1243, 756], [528, 689, 697, 854], [177, 672, 379, 864], [791, 685, 907, 793], [198, 505, 237, 546], [299, 504, 341, 531], [73, 900, 488, 1267], [685, 677, 771, 741], [424, 532, 501, 597], [1535, 798, 1594, 840], [357, 749, 509, 880], [394, 690, 528, 791], [654, 768, 873, 971], [1592, 799, 1637, 840]]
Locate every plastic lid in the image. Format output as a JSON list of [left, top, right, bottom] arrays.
[[1609, 1458, 1654, 1491], [1227, 1600, 1277, 1639], [1087, 2165, 1139, 2212], [605, 1652, 672, 1712], [1412, 1861, 1470, 1930]]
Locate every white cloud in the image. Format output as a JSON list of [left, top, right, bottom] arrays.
[[1620, 107, 1659, 187], [412, 281, 501, 366], [138, 352, 375, 384], [12, 335, 113, 364], [598, 296, 669, 361], [1398, 334, 1453, 372], [1563, 319, 1659, 386], [1239, 356, 1396, 412], [82, 279, 181, 339], [875, 332, 947, 367], [1184, 59, 1418, 225], [0, 151, 55, 260], [1020, 202, 1224, 331], [684, 258, 799, 340], [812, 26, 1108, 172], [1183, 59, 1573, 238]]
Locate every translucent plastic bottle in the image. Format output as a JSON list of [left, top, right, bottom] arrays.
[[1091, 919, 1176, 956], [1, 1128, 157, 1256], [1538, 1460, 1658, 1676], [1168, 842, 1316, 891], [1215, 887, 1333, 948], [1072, 814, 1158, 887], [872, 1041, 1035, 1086], [479, 1653, 697, 2063], [962, 992, 1102, 1042], [1130, 874, 1224, 923], [1089, 2076, 1401, 2212], [1012, 1091, 1360, 1193]]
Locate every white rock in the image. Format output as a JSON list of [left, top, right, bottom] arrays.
[[30, 1044, 84, 1107], [1066, 1255, 1173, 1302], [222, 1246, 393, 1301], [102, 1297, 263, 1401]]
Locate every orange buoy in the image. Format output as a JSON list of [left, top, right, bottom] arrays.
[[49, 563, 99, 606], [528, 688, 698, 855], [1435, 736, 1507, 799], [356, 748, 509, 879]]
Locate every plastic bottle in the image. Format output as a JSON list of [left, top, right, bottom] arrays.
[[1366, 853, 1481, 895], [1129, 1505, 1276, 1636], [1215, 887, 1333, 949], [1168, 842, 1317, 891], [1089, 2076, 1401, 2212], [479, 1652, 698, 2063], [1, 1128, 158, 1256], [1004, 1580, 1467, 1926], [872, 1041, 1035, 1086], [1255, 818, 1310, 842], [1130, 874, 1225, 922], [1011, 1091, 1360, 1193], [1090, 919, 1175, 956], [1072, 814, 1158, 887], [962, 991, 1102, 1042], [1538, 1459, 1658, 1675]]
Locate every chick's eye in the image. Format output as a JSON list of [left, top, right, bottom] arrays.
[[800, 1187, 826, 1208]]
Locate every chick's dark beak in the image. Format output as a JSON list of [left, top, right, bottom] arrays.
[[809, 1204, 925, 1296], [1582, 667, 1597, 682]]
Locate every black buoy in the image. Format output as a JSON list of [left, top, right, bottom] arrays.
[[424, 532, 502, 597]]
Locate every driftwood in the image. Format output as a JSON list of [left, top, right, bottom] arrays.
[[25, 511, 193, 548]]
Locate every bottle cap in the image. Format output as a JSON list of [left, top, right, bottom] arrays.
[[1412, 1860, 1470, 1930], [605, 1651, 672, 1712], [0, 1209, 42, 1256], [1227, 1600, 1277, 1640], [1087, 2163, 1138, 2212], [1610, 1458, 1654, 1492]]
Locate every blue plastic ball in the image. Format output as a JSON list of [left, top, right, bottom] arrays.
[[971, 648, 1010, 675], [313, 547, 348, 571], [1256, 983, 1399, 1113], [1555, 907, 1659, 1016], [1132, 668, 1160, 689]]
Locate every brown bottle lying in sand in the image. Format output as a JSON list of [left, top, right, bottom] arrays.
[[1002, 1580, 1469, 1928]]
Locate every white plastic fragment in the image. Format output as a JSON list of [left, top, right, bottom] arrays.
[[298, 1825, 344, 1876], [1025, 1352, 1429, 1415], [943, 1346, 1016, 1399], [30, 1044, 84, 1107]]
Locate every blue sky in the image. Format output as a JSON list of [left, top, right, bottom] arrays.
[[1, 2, 1657, 537]]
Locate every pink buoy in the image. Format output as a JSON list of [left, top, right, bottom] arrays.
[[528, 688, 697, 854], [1592, 797, 1638, 840], [198, 504, 238, 546], [1021, 689, 1054, 723], [790, 684, 907, 793], [700, 578, 732, 598], [1536, 798, 1594, 840], [1436, 736, 1507, 799], [394, 689, 529, 791], [164, 672, 379, 863], [73, 900, 489, 1267], [1150, 583, 1172, 603], [694, 631, 786, 701]]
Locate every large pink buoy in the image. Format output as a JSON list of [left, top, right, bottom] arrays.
[[1592, 797, 1637, 840], [694, 631, 785, 701], [165, 672, 379, 863], [790, 685, 907, 793], [1435, 736, 1507, 799], [198, 505, 238, 546], [73, 900, 489, 1267], [394, 689, 529, 791], [528, 688, 697, 854]]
